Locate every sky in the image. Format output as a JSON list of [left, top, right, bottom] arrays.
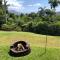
[[5, 0, 60, 13]]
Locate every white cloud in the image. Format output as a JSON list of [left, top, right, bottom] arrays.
[[8, 6, 24, 13], [56, 6, 60, 12], [28, 3, 41, 7], [2, 0, 60, 13], [2, 0, 24, 13], [6, 0, 23, 7]]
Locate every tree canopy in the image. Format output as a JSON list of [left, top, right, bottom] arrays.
[[0, 0, 60, 35], [48, 0, 60, 9]]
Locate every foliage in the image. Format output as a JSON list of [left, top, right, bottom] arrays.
[[0, 0, 60, 35], [48, 0, 60, 9], [0, 0, 5, 27]]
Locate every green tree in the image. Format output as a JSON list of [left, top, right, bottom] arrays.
[[0, 0, 5, 27], [3, 0, 9, 23], [38, 7, 46, 17], [0, 0, 2, 7], [28, 12, 37, 19], [38, 7, 56, 22], [48, 0, 60, 9]]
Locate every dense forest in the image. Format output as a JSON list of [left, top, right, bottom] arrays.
[[0, 0, 60, 35]]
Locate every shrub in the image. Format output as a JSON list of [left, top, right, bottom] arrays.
[[2, 23, 16, 31]]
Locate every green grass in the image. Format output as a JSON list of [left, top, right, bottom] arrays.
[[0, 31, 60, 60]]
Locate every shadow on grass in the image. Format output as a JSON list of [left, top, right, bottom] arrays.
[[8, 49, 31, 57], [39, 48, 47, 57], [39, 35, 47, 57]]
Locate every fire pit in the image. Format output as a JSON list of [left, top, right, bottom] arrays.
[[9, 41, 31, 57]]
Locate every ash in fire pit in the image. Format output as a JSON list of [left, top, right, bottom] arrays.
[[9, 41, 31, 57], [17, 43, 25, 51]]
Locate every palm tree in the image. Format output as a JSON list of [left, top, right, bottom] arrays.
[[3, 0, 9, 23], [3, 0, 8, 23], [0, 0, 2, 7], [48, 0, 60, 9], [0, 0, 5, 27]]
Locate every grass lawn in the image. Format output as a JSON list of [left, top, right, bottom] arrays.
[[0, 31, 60, 60]]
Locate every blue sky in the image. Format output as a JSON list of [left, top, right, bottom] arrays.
[[6, 0, 60, 13]]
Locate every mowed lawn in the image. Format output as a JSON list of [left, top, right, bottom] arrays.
[[0, 31, 60, 60]]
